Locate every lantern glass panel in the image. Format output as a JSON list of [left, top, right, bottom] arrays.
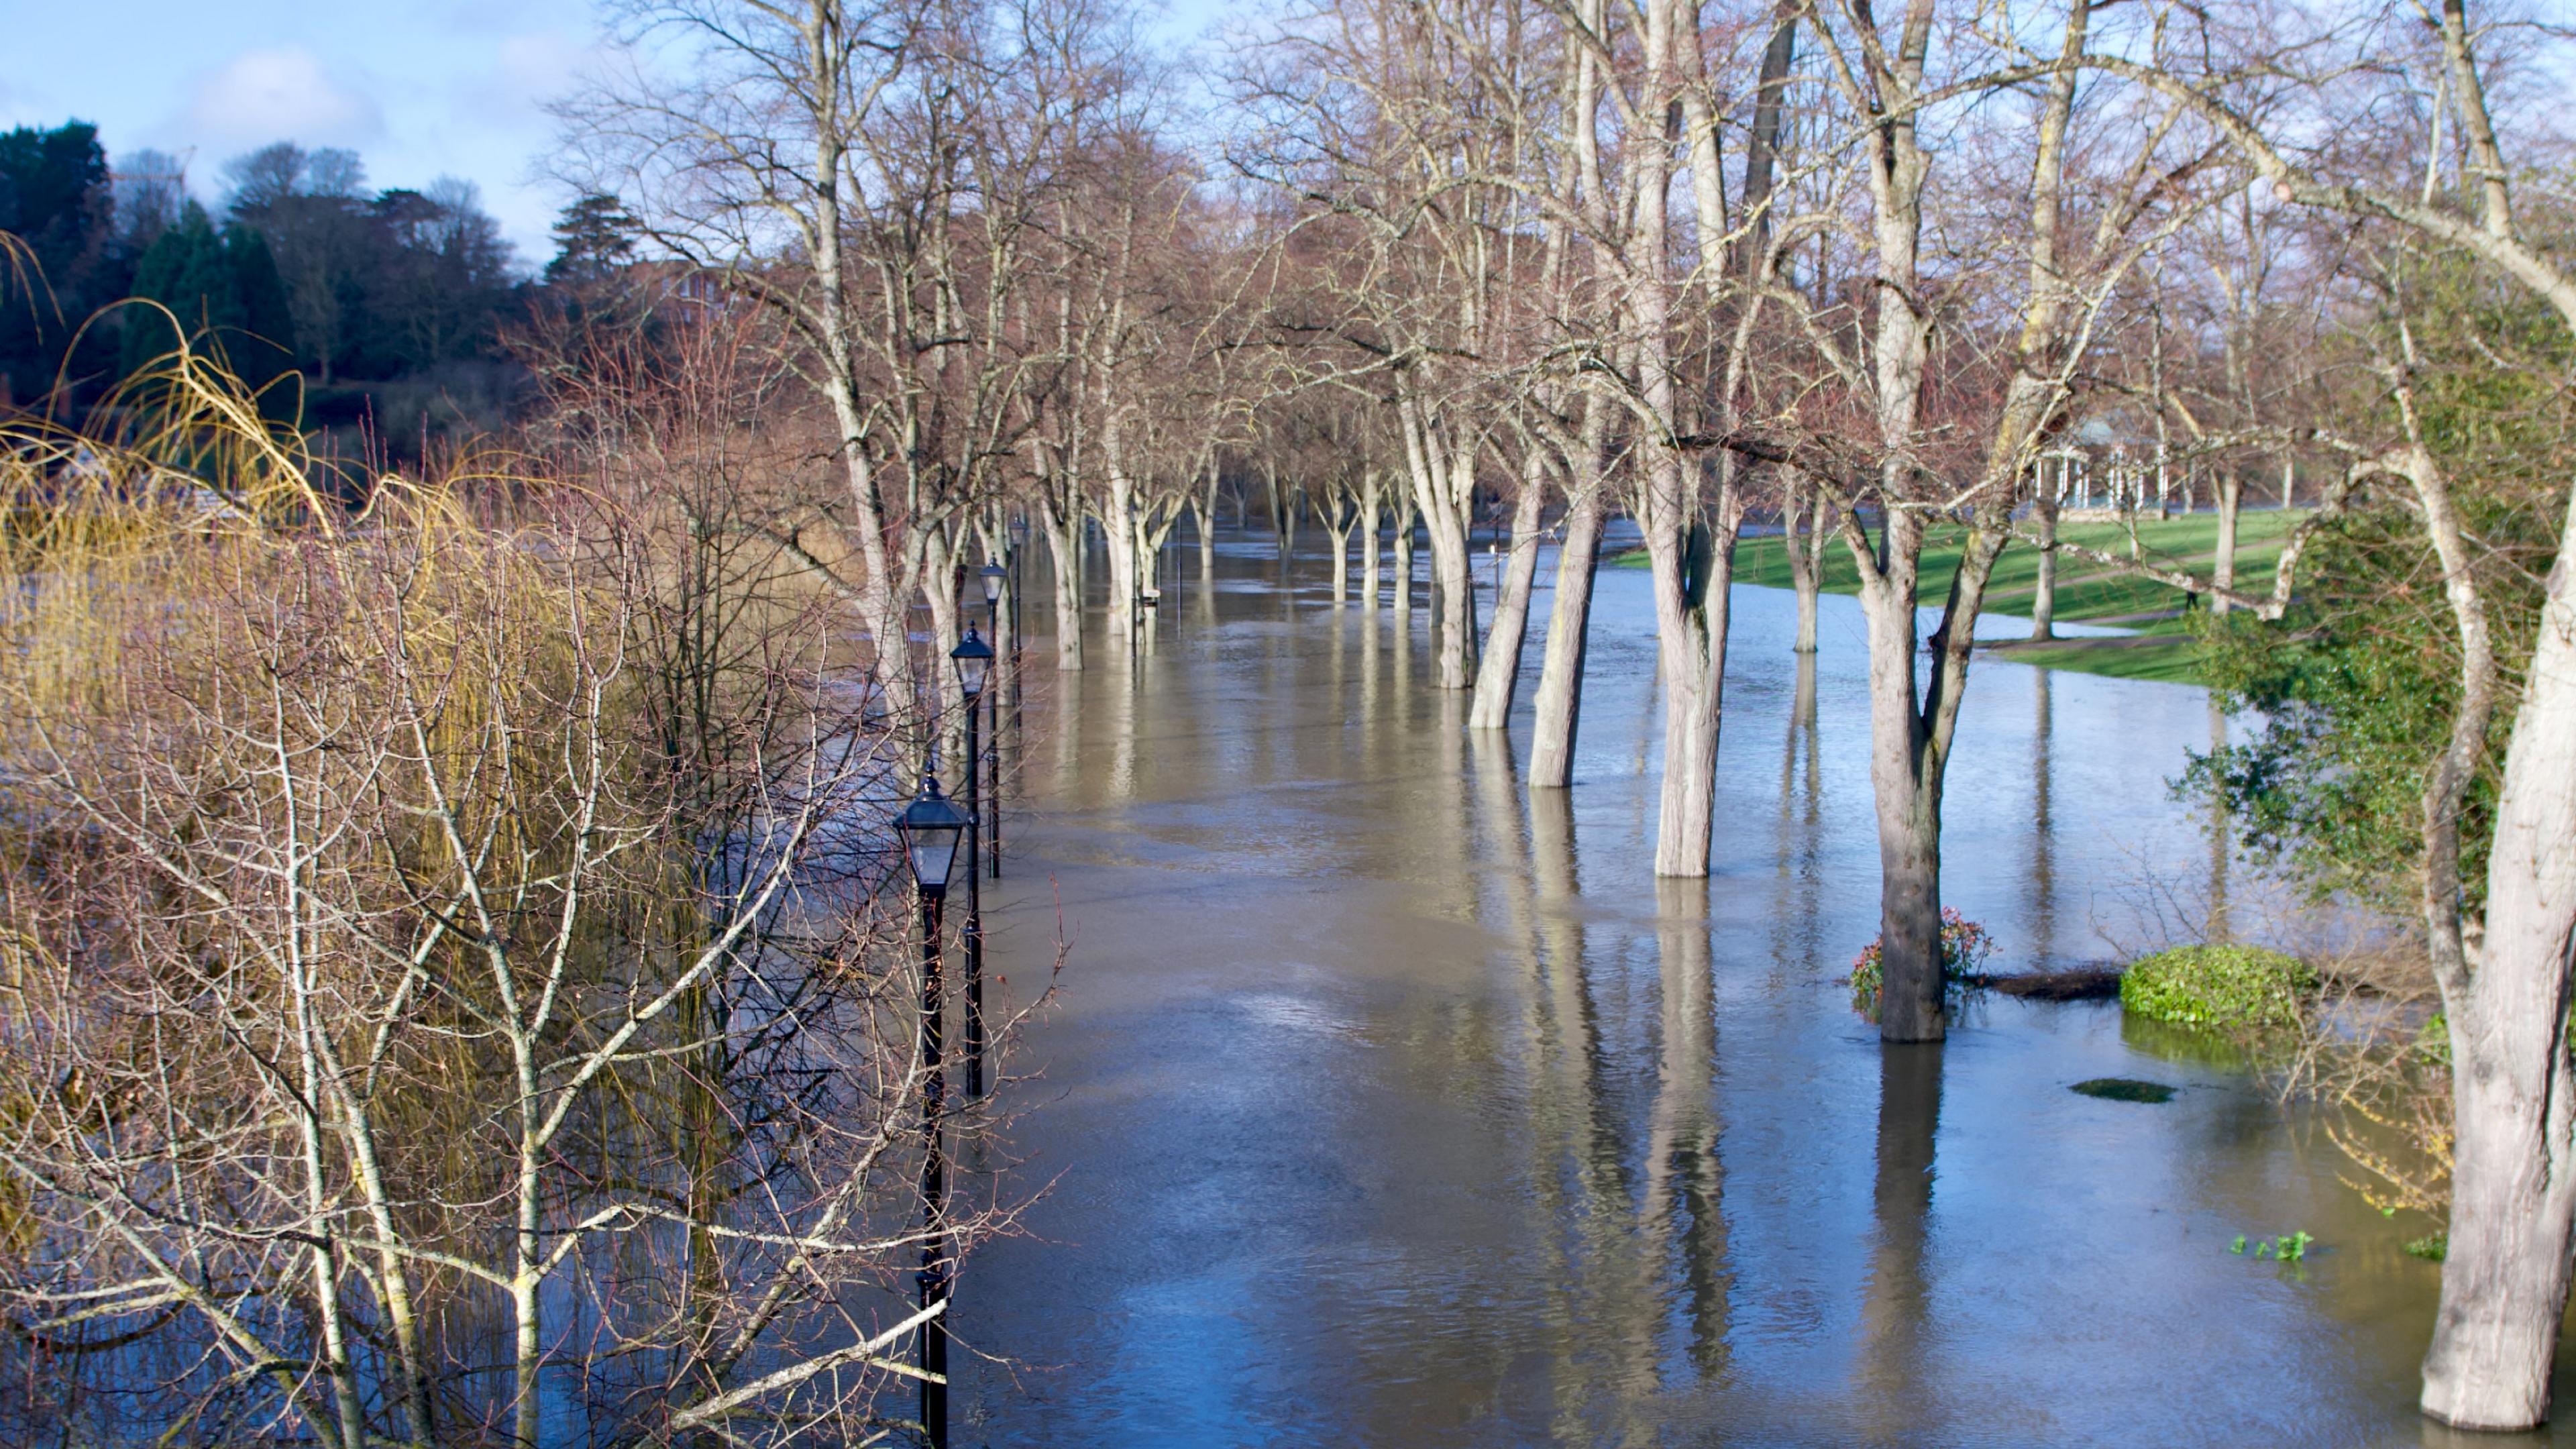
[[906, 828, 961, 890], [951, 628, 994, 700], [893, 774, 972, 892]]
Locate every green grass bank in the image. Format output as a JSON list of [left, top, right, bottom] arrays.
[[1616, 511, 2300, 685]]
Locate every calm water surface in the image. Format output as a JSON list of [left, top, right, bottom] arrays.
[[959, 533, 2576, 1448]]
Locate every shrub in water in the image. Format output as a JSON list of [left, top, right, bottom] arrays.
[[2118, 945, 2314, 1030], [1849, 909, 1995, 1018]]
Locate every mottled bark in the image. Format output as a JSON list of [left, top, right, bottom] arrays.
[[1738, 0, 1799, 274], [2416, 413, 2576, 1432], [2425, 505, 2576, 1427], [1399, 394, 1481, 690], [2029, 491, 2059, 639], [1391, 496, 1415, 615], [1468, 454, 1550, 729], [1038, 490, 1085, 672], [1324, 490, 1356, 604], [1529, 464, 1605, 788], [1782, 471, 1828, 653], [1851, 509, 2009, 1042], [2211, 470, 2241, 616], [1360, 470, 1385, 609]]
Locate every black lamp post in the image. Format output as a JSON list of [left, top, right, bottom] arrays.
[[977, 563, 1006, 879], [949, 628, 994, 1099], [893, 773, 970, 1449]]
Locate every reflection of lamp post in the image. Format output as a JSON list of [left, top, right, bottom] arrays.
[[978, 564, 1006, 878], [892, 773, 969, 1449]]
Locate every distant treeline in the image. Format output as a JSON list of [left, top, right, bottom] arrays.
[[0, 121, 639, 451]]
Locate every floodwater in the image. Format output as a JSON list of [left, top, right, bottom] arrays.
[[959, 529, 2575, 1448]]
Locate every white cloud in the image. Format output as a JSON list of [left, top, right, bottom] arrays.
[[179, 47, 384, 152], [496, 30, 592, 95]]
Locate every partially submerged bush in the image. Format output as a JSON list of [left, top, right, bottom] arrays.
[[1849, 908, 1996, 1018], [2118, 945, 2315, 1029]]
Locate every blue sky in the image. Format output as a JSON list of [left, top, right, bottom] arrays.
[[6, 0, 1232, 272]]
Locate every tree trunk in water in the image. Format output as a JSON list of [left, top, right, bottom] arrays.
[[2421, 501, 2576, 1432], [1468, 460, 1550, 729], [922, 528, 963, 663], [2424, 1020, 2576, 1431], [920, 531, 969, 765], [1392, 500, 1415, 618], [1782, 472, 1824, 654], [1530, 480, 1605, 788], [2029, 490, 2059, 640], [1100, 412, 1141, 641], [1328, 508, 1352, 604], [1642, 453, 1735, 879], [1399, 400, 1480, 691], [1851, 506, 2009, 1042], [1856, 507, 1944, 1041], [2212, 470, 2241, 616], [1654, 520, 1733, 878], [1039, 493, 1084, 672], [1433, 515, 1477, 690], [1102, 495, 1138, 641], [1360, 472, 1383, 610], [1860, 535, 1945, 1042], [1133, 511, 1156, 618], [1200, 464, 1220, 575]]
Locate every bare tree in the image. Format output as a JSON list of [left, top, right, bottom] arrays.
[[567, 0, 1125, 736]]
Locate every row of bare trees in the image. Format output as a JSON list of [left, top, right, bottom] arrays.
[[1204, 0, 2576, 1432]]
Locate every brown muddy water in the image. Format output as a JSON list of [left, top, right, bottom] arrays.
[[957, 530, 2575, 1448]]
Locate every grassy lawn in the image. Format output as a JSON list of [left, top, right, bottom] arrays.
[[1988, 635, 2204, 684], [1724, 510, 2298, 623], [1615, 511, 2299, 686]]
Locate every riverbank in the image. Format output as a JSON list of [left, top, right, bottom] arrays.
[[1611, 511, 2300, 685]]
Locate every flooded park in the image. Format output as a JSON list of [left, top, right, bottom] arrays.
[[962, 534, 2569, 1448], [13, 0, 2576, 1442]]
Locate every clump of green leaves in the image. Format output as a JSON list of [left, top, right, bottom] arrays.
[[2414, 1012, 2453, 1068], [2404, 1234, 2448, 1262], [2231, 1230, 2316, 1262], [2120, 945, 2315, 1030]]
